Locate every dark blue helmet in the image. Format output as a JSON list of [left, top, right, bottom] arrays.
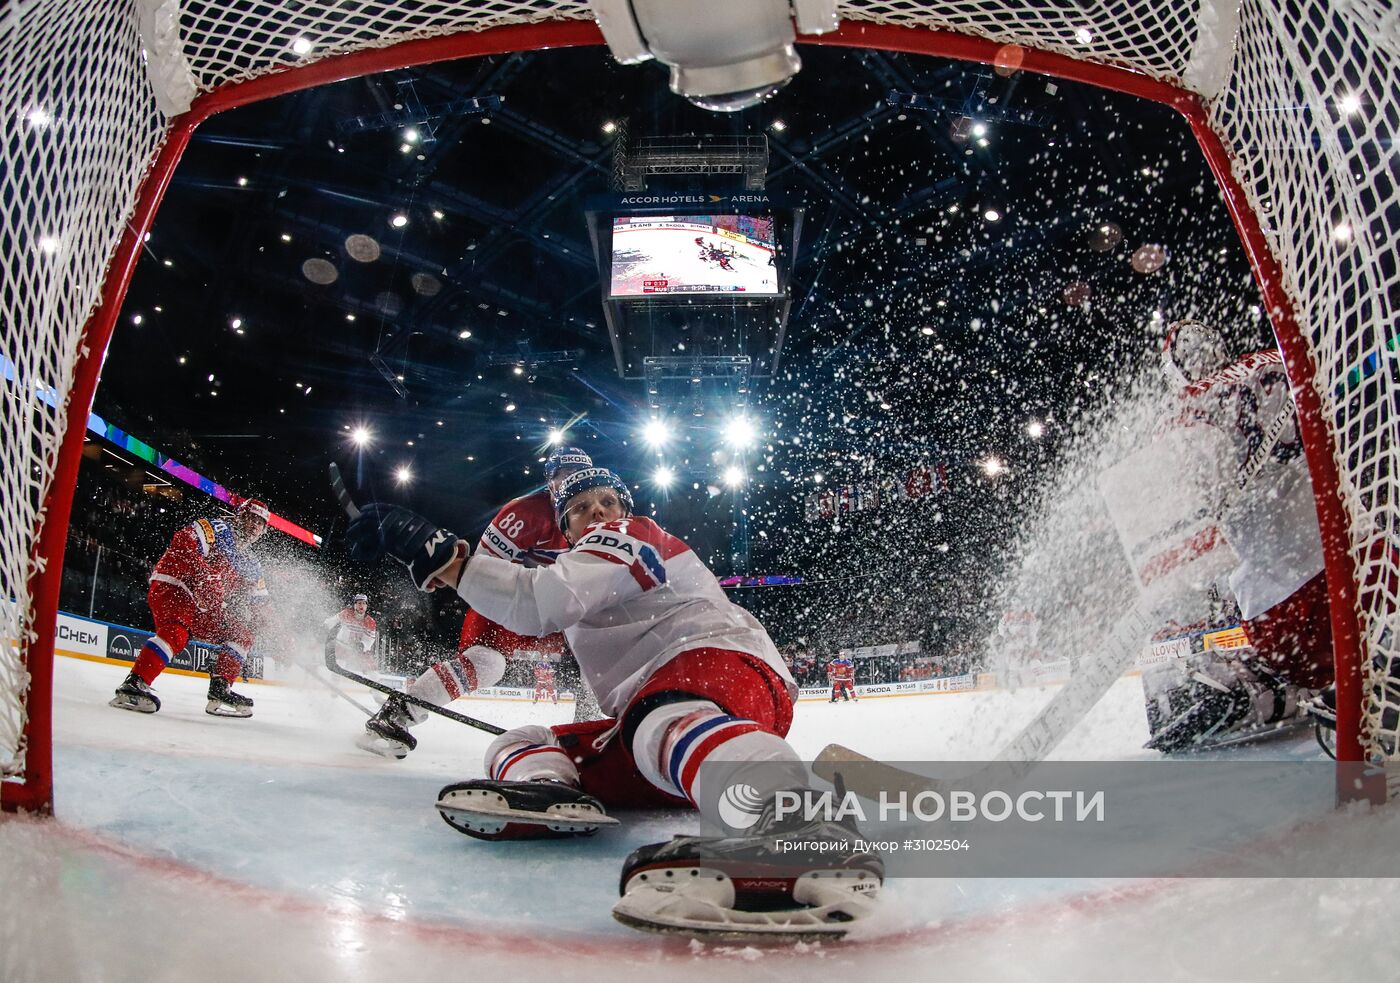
[[553, 467, 634, 532], [544, 445, 593, 479]]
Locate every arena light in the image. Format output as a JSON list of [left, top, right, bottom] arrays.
[[547, 428, 564, 445], [980, 456, 1007, 477], [395, 465, 413, 484], [971, 121, 987, 137], [1026, 420, 1045, 439], [1332, 222, 1352, 241], [723, 465, 746, 488], [642, 417, 672, 447], [1339, 92, 1362, 116], [602, 120, 618, 134], [458, 329, 471, 339], [390, 213, 409, 229], [350, 426, 372, 447], [25, 106, 51, 128], [983, 208, 1002, 222], [290, 37, 314, 56], [723, 415, 757, 448], [653, 465, 675, 487], [403, 127, 420, 144]]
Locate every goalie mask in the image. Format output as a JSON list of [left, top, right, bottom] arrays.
[[1162, 318, 1231, 387]]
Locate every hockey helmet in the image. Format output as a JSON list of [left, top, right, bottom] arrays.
[[351, 593, 368, 605], [238, 498, 270, 522], [554, 467, 634, 532], [544, 445, 593, 480]]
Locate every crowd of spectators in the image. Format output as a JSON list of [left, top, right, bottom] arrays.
[[60, 446, 988, 691]]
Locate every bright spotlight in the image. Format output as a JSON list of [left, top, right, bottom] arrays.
[[1026, 420, 1044, 439], [1338, 92, 1361, 116], [390, 213, 409, 229], [642, 418, 672, 447], [983, 208, 1002, 222], [290, 37, 314, 55], [971, 122, 987, 137], [395, 465, 413, 484], [546, 428, 564, 446], [723, 415, 757, 448], [350, 426, 372, 447], [723, 466, 746, 488], [980, 456, 1006, 477], [403, 127, 420, 144], [653, 466, 675, 488]]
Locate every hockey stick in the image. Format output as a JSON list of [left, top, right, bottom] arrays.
[[323, 640, 506, 735], [328, 461, 361, 519], [324, 463, 505, 736], [816, 401, 1300, 797]]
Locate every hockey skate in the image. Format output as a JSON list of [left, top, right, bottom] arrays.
[[357, 693, 418, 759], [109, 672, 160, 714], [205, 675, 254, 717], [435, 779, 618, 841], [613, 788, 883, 942], [1305, 671, 1399, 760]]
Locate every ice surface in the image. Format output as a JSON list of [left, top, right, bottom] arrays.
[[2, 655, 1398, 982]]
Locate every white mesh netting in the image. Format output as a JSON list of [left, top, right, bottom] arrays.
[[1, 0, 1395, 788]]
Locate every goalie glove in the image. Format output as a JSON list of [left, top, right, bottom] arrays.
[[345, 503, 468, 592]]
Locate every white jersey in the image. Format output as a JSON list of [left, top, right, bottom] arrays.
[[322, 608, 378, 655], [456, 516, 795, 717]]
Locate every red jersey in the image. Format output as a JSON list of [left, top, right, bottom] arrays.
[[476, 489, 569, 566], [533, 663, 556, 685], [150, 517, 268, 613], [827, 659, 855, 682], [460, 489, 569, 657]]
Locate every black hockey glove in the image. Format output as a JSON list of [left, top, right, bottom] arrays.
[[345, 503, 467, 591]]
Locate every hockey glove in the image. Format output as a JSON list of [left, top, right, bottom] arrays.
[[345, 503, 467, 591]]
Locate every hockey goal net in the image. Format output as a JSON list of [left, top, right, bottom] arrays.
[[2, 1, 1395, 812]]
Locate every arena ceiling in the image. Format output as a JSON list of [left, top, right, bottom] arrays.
[[97, 42, 1266, 600]]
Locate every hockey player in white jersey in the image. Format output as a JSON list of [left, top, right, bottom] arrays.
[[322, 594, 378, 675], [345, 467, 881, 939]]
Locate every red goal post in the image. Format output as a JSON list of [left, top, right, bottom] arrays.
[[3, 1, 1393, 814]]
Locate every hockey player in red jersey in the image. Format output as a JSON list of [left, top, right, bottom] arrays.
[[827, 654, 858, 702], [346, 467, 882, 938], [110, 498, 271, 717], [1135, 320, 1332, 752], [531, 660, 558, 705], [356, 446, 591, 757], [323, 594, 379, 675]]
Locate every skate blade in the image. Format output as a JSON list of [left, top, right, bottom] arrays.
[[355, 732, 409, 760], [612, 873, 878, 943], [109, 694, 158, 713], [435, 790, 618, 840], [205, 700, 253, 718]]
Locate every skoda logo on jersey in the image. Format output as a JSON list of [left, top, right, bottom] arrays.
[[717, 783, 766, 830]]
